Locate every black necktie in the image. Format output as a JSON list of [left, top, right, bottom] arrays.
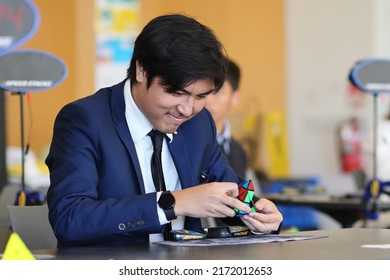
[[148, 130, 166, 192], [148, 129, 171, 240]]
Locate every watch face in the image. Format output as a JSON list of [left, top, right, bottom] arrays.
[[159, 192, 175, 209]]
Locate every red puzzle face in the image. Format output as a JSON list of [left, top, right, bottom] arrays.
[[233, 179, 256, 217]]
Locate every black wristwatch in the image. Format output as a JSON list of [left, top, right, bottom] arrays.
[[158, 191, 176, 221]]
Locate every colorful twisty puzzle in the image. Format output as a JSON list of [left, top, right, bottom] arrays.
[[233, 179, 256, 217]]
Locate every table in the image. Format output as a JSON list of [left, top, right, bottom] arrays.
[[31, 228, 390, 260], [264, 193, 390, 227]]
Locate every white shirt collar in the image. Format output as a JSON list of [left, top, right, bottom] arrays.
[[217, 120, 231, 144]]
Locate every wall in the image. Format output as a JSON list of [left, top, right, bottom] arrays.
[[285, 0, 390, 194]]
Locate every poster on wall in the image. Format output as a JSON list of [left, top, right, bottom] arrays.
[[95, 0, 139, 89]]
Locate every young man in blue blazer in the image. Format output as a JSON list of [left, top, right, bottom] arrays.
[[46, 14, 283, 247]]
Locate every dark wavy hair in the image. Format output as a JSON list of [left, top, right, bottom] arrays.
[[127, 14, 228, 93], [226, 59, 241, 91]]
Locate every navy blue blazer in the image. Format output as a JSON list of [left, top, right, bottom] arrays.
[[46, 80, 242, 247]]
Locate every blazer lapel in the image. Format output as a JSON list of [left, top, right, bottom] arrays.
[[168, 133, 194, 189], [110, 81, 146, 194]]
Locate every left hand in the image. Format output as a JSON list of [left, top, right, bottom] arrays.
[[240, 198, 283, 233]]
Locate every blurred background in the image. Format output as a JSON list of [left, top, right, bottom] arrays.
[[2, 0, 390, 198]]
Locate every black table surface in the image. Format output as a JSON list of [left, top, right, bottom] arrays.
[[32, 228, 390, 260], [263, 193, 390, 208], [264, 193, 390, 227]]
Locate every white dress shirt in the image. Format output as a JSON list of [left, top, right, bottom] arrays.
[[123, 79, 184, 242]]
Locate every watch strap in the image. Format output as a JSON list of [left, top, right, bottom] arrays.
[[163, 206, 176, 221]]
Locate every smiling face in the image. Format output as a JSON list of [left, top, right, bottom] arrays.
[[132, 61, 216, 133]]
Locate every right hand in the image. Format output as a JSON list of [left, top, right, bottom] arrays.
[[172, 182, 251, 218]]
